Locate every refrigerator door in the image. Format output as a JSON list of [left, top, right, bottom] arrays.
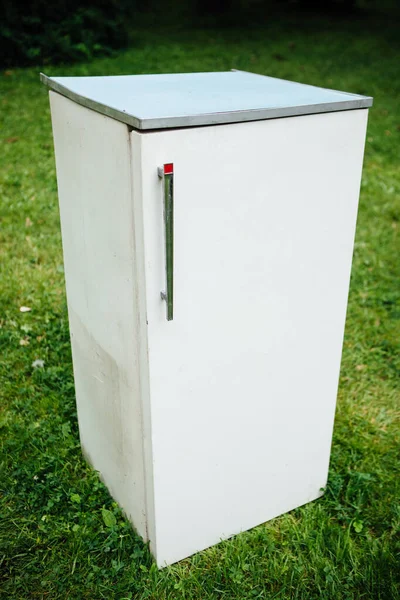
[[133, 108, 368, 567]]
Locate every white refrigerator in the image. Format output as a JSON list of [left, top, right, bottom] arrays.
[[42, 70, 372, 567]]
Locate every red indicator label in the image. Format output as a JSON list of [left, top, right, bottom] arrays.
[[164, 163, 173, 175]]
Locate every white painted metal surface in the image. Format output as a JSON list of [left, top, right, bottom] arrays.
[[47, 88, 369, 568], [49, 92, 148, 539], [41, 70, 372, 130], [135, 109, 368, 566]]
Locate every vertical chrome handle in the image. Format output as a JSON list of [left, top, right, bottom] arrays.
[[158, 163, 174, 321]]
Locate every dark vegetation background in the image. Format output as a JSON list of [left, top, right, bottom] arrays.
[[1, 0, 399, 67]]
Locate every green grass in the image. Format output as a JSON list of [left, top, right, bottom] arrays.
[[1, 11, 399, 599]]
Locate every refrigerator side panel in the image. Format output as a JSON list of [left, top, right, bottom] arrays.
[[49, 92, 148, 539], [139, 109, 368, 566]]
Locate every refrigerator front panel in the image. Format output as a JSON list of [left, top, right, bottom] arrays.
[[135, 109, 368, 566]]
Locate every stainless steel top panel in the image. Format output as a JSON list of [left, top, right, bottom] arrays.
[[40, 70, 373, 130]]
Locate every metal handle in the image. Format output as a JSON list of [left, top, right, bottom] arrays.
[[158, 163, 174, 321]]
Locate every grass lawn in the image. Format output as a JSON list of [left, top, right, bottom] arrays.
[[1, 10, 399, 599]]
